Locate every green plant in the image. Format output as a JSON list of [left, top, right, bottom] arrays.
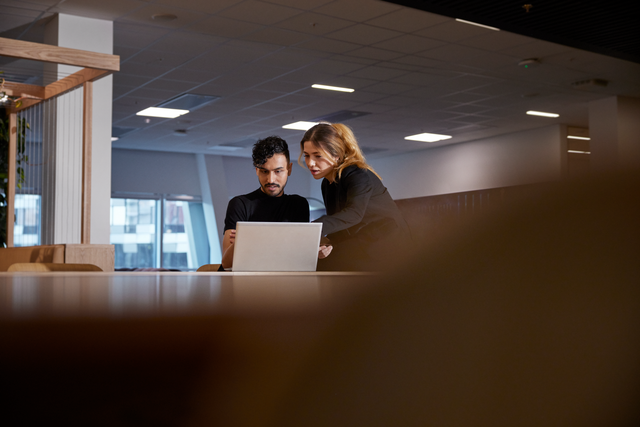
[[1, 71, 30, 247]]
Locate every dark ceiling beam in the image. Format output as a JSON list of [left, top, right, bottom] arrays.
[[382, 0, 639, 64]]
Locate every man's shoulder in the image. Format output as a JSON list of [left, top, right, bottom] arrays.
[[230, 188, 263, 203], [283, 193, 309, 205]]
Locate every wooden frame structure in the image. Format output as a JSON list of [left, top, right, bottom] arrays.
[[1, 37, 119, 246]]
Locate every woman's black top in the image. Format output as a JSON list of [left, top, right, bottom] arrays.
[[313, 165, 408, 270]]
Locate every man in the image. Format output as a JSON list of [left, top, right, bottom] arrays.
[[220, 136, 310, 269]]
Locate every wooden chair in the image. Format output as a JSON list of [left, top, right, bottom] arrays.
[[196, 264, 222, 272], [7, 263, 103, 272]]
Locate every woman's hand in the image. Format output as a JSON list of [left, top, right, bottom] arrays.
[[318, 236, 333, 259], [318, 244, 333, 259]]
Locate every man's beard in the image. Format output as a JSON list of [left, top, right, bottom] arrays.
[[262, 183, 283, 196]]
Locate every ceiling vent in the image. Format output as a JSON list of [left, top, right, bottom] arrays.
[[157, 93, 220, 111], [571, 78, 609, 89], [312, 110, 371, 123]]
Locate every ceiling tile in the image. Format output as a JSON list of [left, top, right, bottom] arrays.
[[148, 31, 227, 56], [347, 65, 409, 81], [274, 12, 354, 35], [241, 27, 313, 46], [419, 43, 485, 62], [53, 0, 143, 21], [260, 0, 334, 9], [414, 20, 493, 43], [326, 24, 404, 45], [188, 15, 262, 38], [217, 0, 302, 25], [365, 7, 448, 32], [373, 34, 444, 54], [315, 0, 401, 22], [295, 37, 361, 54], [114, 22, 172, 48], [155, 0, 244, 14], [118, 3, 205, 29]]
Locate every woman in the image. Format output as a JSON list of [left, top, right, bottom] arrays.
[[300, 123, 409, 271]]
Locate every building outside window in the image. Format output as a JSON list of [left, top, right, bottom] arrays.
[[110, 195, 209, 271], [13, 194, 41, 247]]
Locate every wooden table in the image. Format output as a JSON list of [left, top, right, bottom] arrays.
[[0, 271, 374, 426]]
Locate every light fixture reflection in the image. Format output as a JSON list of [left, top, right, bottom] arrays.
[[455, 19, 499, 31], [311, 84, 355, 93], [527, 110, 559, 118], [136, 107, 189, 118], [405, 133, 452, 143], [282, 121, 319, 130]]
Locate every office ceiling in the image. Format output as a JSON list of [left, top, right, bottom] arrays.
[[1, 0, 639, 160]]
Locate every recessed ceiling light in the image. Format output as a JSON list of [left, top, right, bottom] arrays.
[[405, 133, 452, 143], [311, 84, 355, 93], [455, 19, 499, 31], [526, 110, 559, 118], [282, 121, 319, 130], [136, 107, 189, 118], [111, 137, 119, 141], [567, 135, 591, 140]]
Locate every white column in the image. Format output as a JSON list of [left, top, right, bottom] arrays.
[[589, 96, 640, 173], [42, 13, 113, 244], [196, 154, 227, 263]]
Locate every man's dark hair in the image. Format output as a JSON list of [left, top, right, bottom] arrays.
[[252, 136, 290, 167]]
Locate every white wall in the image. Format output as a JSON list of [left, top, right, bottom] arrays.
[[112, 149, 202, 195], [370, 125, 565, 200]]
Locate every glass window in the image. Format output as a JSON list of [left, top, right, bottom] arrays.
[[162, 199, 210, 270], [110, 196, 210, 271], [13, 194, 41, 247], [110, 198, 158, 269]]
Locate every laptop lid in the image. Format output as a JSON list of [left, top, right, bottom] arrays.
[[232, 222, 323, 272]]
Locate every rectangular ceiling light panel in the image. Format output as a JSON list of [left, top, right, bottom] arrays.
[[312, 84, 355, 93], [136, 107, 189, 118], [405, 132, 452, 142], [526, 110, 559, 118], [282, 121, 319, 130]]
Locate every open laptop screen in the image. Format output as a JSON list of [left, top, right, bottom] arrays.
[[231, 222, 322, 272]]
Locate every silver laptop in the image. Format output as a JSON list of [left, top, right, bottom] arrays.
[[231, 221, 323, 272]]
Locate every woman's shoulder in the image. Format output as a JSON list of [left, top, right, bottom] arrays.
[[340, 165, 381, 184], [340, 164, 368, 179]]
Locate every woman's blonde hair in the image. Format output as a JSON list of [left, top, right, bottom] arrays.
[[299, 123, 380, 181]]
